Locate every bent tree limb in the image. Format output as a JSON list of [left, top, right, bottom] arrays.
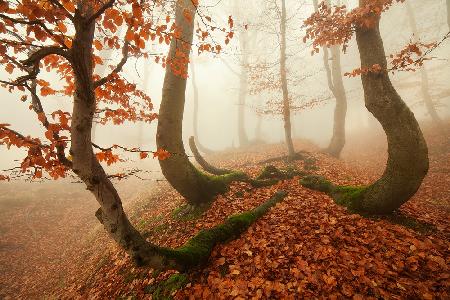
[[350, 1, 429, 214], [189, 136, 232, 175]]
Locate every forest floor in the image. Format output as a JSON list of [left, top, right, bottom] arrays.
[[0, 123, 449, 299]]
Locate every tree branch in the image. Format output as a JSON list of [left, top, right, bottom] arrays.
[[21, 46, 69, 67], [94, 41, 129, 88], [87, 0, 115, 24]]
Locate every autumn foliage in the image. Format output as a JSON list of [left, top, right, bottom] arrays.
[[0, 0, 233, 180]]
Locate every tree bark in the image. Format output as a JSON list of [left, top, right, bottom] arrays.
[[354, 0, 429, 214], [280, 0, 296, 159], [313, 0, 347, 158], [69, 6, 166, 268], [406, 2, 442, 125], [156, 0, 231, 205]]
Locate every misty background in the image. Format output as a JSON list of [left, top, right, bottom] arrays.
[[1, 0, 449, 178]]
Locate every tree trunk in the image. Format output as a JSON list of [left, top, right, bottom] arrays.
[[447, 0, 450, 30], [156, 0, 231, 205], [354, 1, 429, 214], [406, 2, 442, 125], [326, 46, 347, 157], [313, 0, 347, 158], [69, 7, 165, 268], [237, 36, 249, 148], [280, 0, 296, 159], [190, 58, 212, 154]]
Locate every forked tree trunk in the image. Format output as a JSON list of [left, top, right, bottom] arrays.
[[69, 6, 165, 268], [354, 1, 429, 214], [313, 0, 347, 158], [406, 2, 442, 125], [280, 0, 296, 159], [156, 0, 230, 205]]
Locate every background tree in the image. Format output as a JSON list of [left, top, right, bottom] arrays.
[[305, 0, 429, 214], [312, 0, 348, 158], [279, 0, 296, 159], [405, 1, 442, 125], [190, 56, 213, 154]]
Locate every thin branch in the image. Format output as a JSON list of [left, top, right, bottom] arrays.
[[94, 41, 129, 88], [87, 0, 115, 24]]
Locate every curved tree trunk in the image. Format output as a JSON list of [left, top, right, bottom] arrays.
[[156, 0, 233, 205], [406, 2, 442, 125], [313, 0, 347, 158], [354, 1, 429, 214], [69, 6, 166, 268], [190, 58, 213, 154], [280, 0, 296, 159], [325, 46, 347, 157]]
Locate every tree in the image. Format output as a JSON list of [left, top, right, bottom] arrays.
[[405, 1, 442, 125], [279, 0, 296, 159], [190, 56, 213, 154], [447, 0, 450, 30], [156, 0, 243, 206], [312, 0, 348, 158], [304, 0, 429, 214]]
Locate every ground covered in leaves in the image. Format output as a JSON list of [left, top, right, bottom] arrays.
[[0, 123, 448, 299]]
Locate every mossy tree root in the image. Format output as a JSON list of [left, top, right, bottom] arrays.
[[159, 190, 287, 270], [299, 175, 434, 232], [300, 175, 367, 212], [190, 137, 302, 190]]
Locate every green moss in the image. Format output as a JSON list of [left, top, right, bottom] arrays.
[[257, 165, 284, 180], [159, 191, 287, 269], [145, 274, 188, 300], [300, 175, 335, 193], [194, 167, 249, 199], [332, 186, 368, 211]]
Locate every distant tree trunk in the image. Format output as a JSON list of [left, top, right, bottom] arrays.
[[280, 0, 296, 159], [156, 0, 232, 205], [238, 32, 250, 147], [313, 0, 347, 158], [406, 2, 442, 125], [255, 112, 262, 141], [354, 0, 429, 214], [447, 0, 450, 30], [190, 59, 213, 154], [69, 6, 166, 268]]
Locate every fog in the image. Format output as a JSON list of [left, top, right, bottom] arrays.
[[1, 0, 449, 176]]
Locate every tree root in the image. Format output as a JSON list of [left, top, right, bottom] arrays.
[[189, 137, 304, 190], [299, 175, 434, 232]]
